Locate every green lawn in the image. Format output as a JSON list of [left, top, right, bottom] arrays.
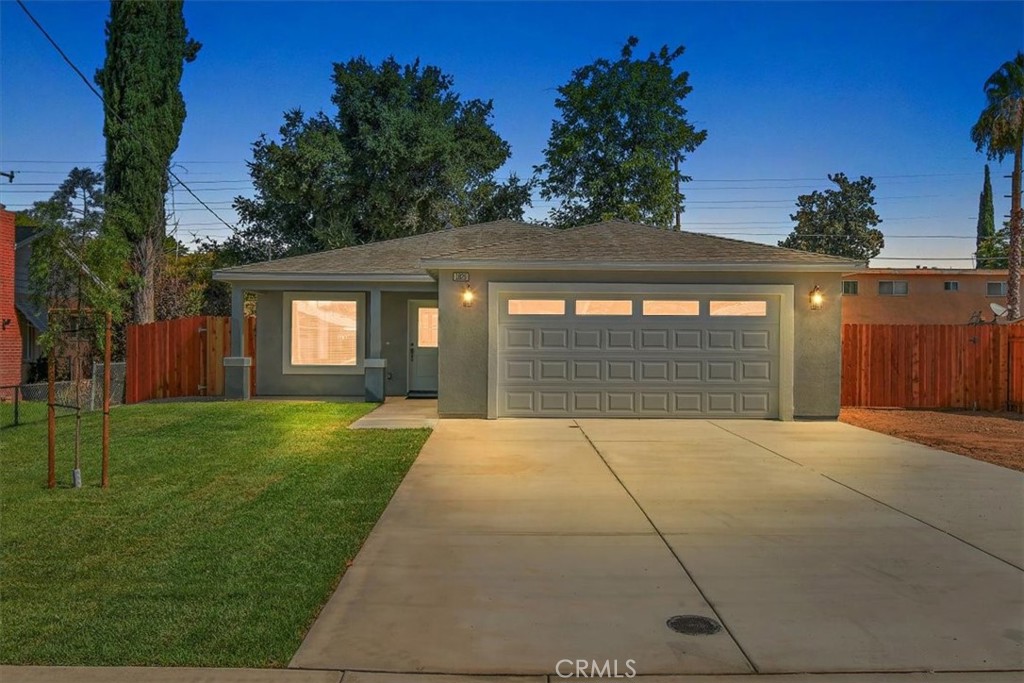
[[0, 400, 429, 667]]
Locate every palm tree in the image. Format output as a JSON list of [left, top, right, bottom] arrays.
[[971, 52, 1024, 319]]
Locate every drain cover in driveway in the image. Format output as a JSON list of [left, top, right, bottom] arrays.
[[667, 614, 722, 635]]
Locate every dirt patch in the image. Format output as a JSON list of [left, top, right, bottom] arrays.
[[840, 408, 1024, 472]]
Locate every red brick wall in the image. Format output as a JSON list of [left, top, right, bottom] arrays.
[[1, 206, 22, 392]]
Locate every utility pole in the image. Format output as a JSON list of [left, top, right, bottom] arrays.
[[0, 170, 15, 183], [674, 156, 681, 231]]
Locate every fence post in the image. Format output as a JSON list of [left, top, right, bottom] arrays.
[[13, 386, 19, 426]]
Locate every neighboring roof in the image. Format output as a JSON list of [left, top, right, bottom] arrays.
[[423, 220, 864, 271], [214, 220, 554, 281], [843, 268, 1013, 276], [15, 300, 47, 333]]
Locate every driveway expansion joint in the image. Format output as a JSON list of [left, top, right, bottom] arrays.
[[573, 419, 760, 675]]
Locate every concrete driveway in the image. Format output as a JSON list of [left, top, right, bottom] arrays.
[[291, 419, 1024, 677]]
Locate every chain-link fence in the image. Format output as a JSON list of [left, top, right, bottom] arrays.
[[0, 362, 126, 429]]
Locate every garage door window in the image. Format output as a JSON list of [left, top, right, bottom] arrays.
[[508, 299, 566, 315], [709, 300, 768, 317], [575, 300, 633, 316], [642, 300, 699, 316]]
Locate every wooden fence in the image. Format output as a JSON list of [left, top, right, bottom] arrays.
[[841, 323, 1024, 412], [125, 316, 256, 403]]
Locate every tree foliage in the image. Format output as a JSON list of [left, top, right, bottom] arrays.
[[537, 36, 707, 228], [971, 52, 1023, 316], [25, 169, 128, 353], [95, 0, 200, 324], [224, 57, 526, 263], [778, 173, 884, 261], [976, 224, 1010, 269]]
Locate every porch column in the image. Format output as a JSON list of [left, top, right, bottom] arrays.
[[224, 284, 251, 399], [364, 287, 385, 402]]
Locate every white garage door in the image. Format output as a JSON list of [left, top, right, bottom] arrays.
[[495, 290, 781, 418]]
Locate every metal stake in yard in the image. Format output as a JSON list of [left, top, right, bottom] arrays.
[[102, 311, 111, 488], [47, 352, 56, 489]]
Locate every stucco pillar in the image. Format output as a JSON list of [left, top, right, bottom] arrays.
[[364, 288, 385, 402], [224, 284, 251, 399]]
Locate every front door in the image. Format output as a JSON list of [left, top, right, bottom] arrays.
[[408, 300, 439, 395]]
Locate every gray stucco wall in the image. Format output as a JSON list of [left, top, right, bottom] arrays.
[[437, 269, 843, 419]]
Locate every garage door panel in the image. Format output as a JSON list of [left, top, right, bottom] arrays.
[[539, 329, 569, 349], [497, 291, 780, 418]]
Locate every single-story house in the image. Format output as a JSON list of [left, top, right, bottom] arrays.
[[213, 219, 864, 420]]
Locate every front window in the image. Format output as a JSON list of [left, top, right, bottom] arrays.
[[987, 281, 1007, 297], [284, 293, 365, 374], [842, 281, 859, 296]]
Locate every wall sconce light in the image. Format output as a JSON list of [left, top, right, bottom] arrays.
[[809, 285, 824, 310], [461, 285, 475, 307]]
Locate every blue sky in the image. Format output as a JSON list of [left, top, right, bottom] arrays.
[[1, 1, 1021, 266]]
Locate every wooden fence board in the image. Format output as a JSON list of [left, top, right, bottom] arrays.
[[841, 323, 1024, 412], [125, 316, 258, 404]]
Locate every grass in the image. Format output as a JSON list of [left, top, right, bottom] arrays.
[[0, 400, 429, 667]]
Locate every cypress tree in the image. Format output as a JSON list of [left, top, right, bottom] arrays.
[[95, 0, 200, 323], [976, 164, 996, 260]]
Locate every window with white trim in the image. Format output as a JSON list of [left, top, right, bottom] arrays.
[[878, 280, 908, 296], [283, 293, 365, 374], [943, 281, 959, 292], [842, 281, 859, 296], [987, 281, 1007, 297]]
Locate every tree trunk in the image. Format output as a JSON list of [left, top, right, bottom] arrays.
[[131, 233, 158, 324], [1008, 145, 1023, 320]]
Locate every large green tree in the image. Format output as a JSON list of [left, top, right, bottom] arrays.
[[975, 164, 995, 258], [226, 57, 525, 263], [778, 173, 884, 261], [95, 0, 200, 324], [971, 52, 1023, 318], [537, 36, 707, 228]]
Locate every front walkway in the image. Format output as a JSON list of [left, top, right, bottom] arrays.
[[291, 418, 1023, 677], [349, 397, 438, 429]]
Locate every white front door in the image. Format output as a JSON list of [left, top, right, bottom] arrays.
[[408, 300, 439, 395]]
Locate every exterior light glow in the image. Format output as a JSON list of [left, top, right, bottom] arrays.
[[809, 285, 824, 310], [462, 286, 475, 307]]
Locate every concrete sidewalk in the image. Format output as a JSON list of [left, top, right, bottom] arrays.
[[349, 397, 438, 429]]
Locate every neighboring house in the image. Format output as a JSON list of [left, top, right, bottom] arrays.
[[214, 219, 862, 420], [0, 205, 46, 389], [841, 268, 1021, 325]]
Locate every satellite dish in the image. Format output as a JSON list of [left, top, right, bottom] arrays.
[[990, 303, 1008, 317]]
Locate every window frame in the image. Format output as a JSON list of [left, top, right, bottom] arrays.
[[641, 299, 701, 317], [842, 281, 859, 296], [282, 292, 366, 375], [943, 280, 959, 292], [708, 300, 769, 317], [986, 281, 1007, 297], [574, 299, 634, 316], [878, 280, 909, 296], [506, 298, 567, 316]]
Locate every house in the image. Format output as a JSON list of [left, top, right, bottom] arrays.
[[1, 205, 47, 387], [841, 268, 1021, 325], [213, 219, 864, 420]]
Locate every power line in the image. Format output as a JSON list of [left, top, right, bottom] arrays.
[[15, 0, 237, 233], [687, 172, 977, 183]]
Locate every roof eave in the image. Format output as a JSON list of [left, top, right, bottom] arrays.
[[420, 259, 865, 273], [212, 270, 437, 284]]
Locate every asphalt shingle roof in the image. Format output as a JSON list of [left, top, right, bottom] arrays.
[[423, 220, 864, 267], [215, 220, 554, 276], [215, 218, 863, 279]]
